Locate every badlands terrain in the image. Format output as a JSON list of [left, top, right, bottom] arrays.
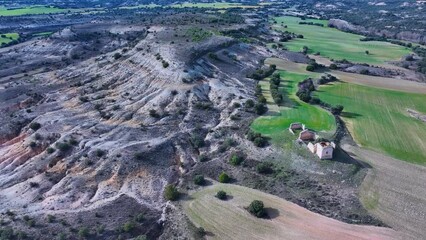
[[0, 1, 426, 240]]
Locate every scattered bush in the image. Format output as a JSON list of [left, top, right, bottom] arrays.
[[218, 172, 230, 183], [164, 185, 179, 201], [247, 200, 266, 218], [193, 175, 205, 185], [216, 190, 227, 200]]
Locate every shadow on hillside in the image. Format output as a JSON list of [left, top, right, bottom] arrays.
[[341, 112, 362, 119], [265, 207, 280, 220]]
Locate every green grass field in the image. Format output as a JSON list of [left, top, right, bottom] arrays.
[[251, 71, 335, 136], [316, 82, 426, 164], [0, 5, 82, 16], [0, 33, 19, 45], [273, 16, 411, 64]]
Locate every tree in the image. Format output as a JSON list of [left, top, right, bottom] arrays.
[[29, 122, 41, 131], [164, 185, 179, 201], [365, 50, 369, 55], [306, 64, 315, 72], [331, 105, 344, 115], [218, 172, 230, 183], [254, 103, 267, 115], [216, 190, 227, 200], [248, 200, 266, 218], [113, 52, 122, 60], [193, 175, 205, 185], [329, 63, 338, 70]]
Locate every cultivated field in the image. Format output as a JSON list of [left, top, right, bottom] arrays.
[[170, 2, 259, 9], [184, 183, 403, 240], [272, 16, 411, 64], [266, 58, 426, 94], [316, 81, 426, 164], [0, 5, 79, 16], [251, 71, 335, 135], [0, 33, 19, 45]]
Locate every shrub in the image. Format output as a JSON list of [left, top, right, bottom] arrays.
[[78, 227, 89, 238], [122, 221, 135, 232], [29, 122, 41, 131], [46, 147, 55, 154], [256, 162, 273, 174], [135, 235, 147, 240], [232, 102, 241, 108], [216, 190, 227, 200], [47, 214, 55, 223], [29, 141, 37, 148], [193, 175, 205, 185], [55, 142, 71, 152], [149, 109, 160, 118], [190, 135, 205, 149], [248, 200, 266, 218], [245, 99, 254, 108], [199, 154, 208, 162], [162, 61, 169, 68], [360, 69, 369, 75], [196, 227, 206, 237], [134, 152, 144, 160], [229, 154, 244, 166], [29, 182, 39, 188], [208, 52, 218, 60], [164, 185, 179, 201], [95, 149, 105, 157], [134, 213, 144, 223], [218, 172, 230, 183]]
